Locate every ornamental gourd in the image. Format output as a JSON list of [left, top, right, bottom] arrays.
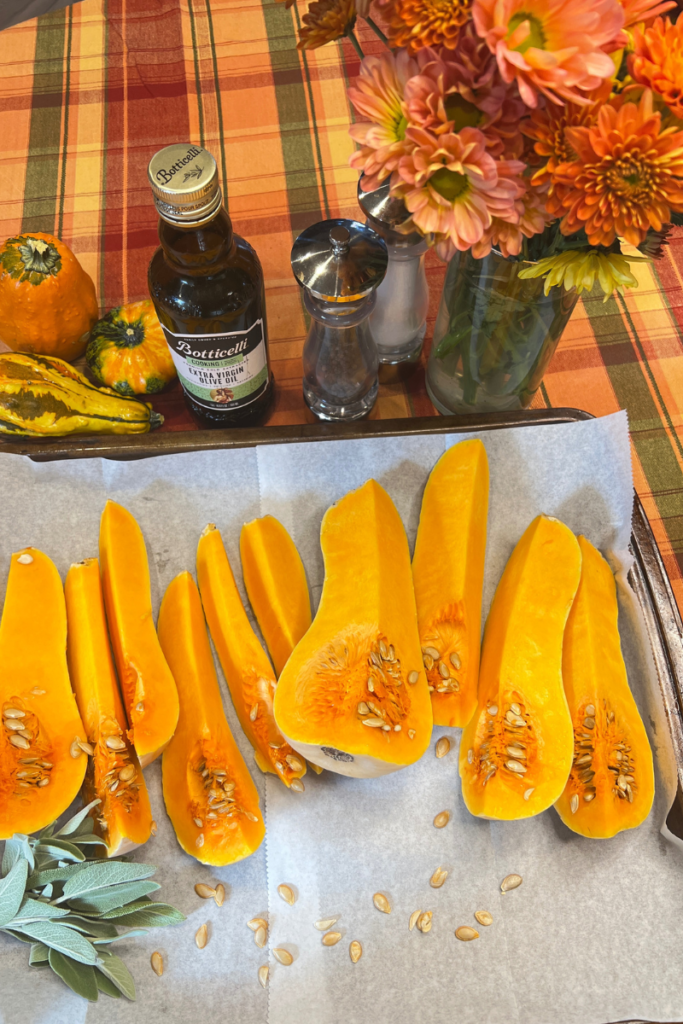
[[0, 233, 98, 361], [65, 558, 153, 856], [273, 480, 433, 778], [0, 548, 88, 838], [412, 439, 489, 728], [158, 571, 265, 866], [459, 515, 581, 819], [554, 536, 655, 837], [86, 300, 177, 396]]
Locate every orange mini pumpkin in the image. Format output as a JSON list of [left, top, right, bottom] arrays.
[[0, 232, 98, 361], [86, 300, 176, 395]]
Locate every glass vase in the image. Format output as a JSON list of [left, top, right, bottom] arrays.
[[426, 248, 579, 414]]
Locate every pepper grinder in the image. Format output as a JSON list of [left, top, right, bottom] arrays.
[[291, 219, 388, 421], [357, 176, 429, 365]]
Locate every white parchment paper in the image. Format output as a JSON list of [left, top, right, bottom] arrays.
[[0, 411, 681, 1024]]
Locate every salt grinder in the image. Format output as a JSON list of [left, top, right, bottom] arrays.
[[357, 176, 429, 365], [291, 219, 388, 421]]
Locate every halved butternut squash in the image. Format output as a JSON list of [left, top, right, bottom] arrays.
[[555, 536, 655, 837], [99, 500, 179, 767], [158, 571, 265, 866], [197, 525, 306, 789], [412, 439, 489, 727], [459, 515, 581, 818], [274, 480, 433, 778], [0, 548, 87, 838], [65, 558, 153, 856], [240, 515, 312, 677]]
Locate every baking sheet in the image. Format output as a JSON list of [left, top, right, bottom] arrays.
[[0, 411, 681, 1024]]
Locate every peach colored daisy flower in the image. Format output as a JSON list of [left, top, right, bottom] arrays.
[[472, 0, 624, 107], [392, 126, 524, 260], [377, 0, 473, 54], [348, 49, 419, 191], [553, 91, 683, 246], [472, 180, 552, 257], [630, 17, 683, 119]]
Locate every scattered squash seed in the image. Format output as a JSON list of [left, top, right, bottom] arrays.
[[195, 923, 209, 949], [409, 910, 421, 932], [474, 910, 493, 927], [417, 911, 432, 933], [258, 965, 269, 988], [349, 940, 362, 963], [290, 778, 305, 793], [150, 952, 163, 976], [194, 883, 216, 900], [315, 917, 339, 931], [214, 883, 226, 907], [273, 948, 293, 966], [372, 892, 391, 914], [500, 874, 523, 893], [430, 866, 448, 888], [150, 820, 158, 836], [248, 917, 268, 932], [322, 931, 342, 947], [435, 737, 450, 759], [278, 884, 296, 905], [254, 926, 267, 948], [433, 810, 450, 829], [455, 926, 479, 942]]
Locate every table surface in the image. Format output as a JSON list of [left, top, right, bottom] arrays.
[[1, 0, 683, 616]]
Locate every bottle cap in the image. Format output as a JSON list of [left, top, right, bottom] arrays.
[[291, 219, 388, 302], [148, 144, 222, 225], [356, 175, 424, 248]]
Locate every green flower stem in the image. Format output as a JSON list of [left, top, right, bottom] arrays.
[[365, 16, 389, 46], [346, 28, 365, 59]]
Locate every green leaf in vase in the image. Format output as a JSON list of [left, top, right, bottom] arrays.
[[48, 949, 99, 1002]]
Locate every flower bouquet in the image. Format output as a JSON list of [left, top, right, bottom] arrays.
[[290, 0, 683, 410]]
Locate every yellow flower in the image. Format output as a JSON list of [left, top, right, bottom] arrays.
[[298, 0, 357, 49], [518, 249, 640, 299]]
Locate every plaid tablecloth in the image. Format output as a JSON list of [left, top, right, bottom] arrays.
[[1, 0, 683, 614]]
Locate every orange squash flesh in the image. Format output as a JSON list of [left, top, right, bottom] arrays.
[[197, 525, 306, 789], [554, 536, 655, 837], [0, 548, 87, 838], [459, 515, 581, 819], [274, 480, 433, 778], [240, 515, 312, 677], [412, 439, 489, 727], [99, 500, 179, 767], [158, 571, 265, 866], [65, 558, 153, 856]]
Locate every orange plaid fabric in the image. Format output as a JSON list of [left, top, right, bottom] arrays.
[[1, 0, 683, 611]]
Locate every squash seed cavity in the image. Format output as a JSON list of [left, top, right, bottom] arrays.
[[420, 617, 464, 695]]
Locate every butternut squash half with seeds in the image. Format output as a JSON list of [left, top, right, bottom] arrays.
[[555, 535, 654, 837], [158, 571, 265, 866], [65, 558, 153, 857], [412, 439, 489, 728], [99, 500, 179, 767], [274, 479, 433, 778], [240, 515, 312, 677], [0, 548, 87, 838], [459, 515, 581, 819], [197, 525, 306, 789]]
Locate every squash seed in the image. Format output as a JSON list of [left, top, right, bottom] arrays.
[[195, 923, 209, 949], [430, 867, 448, 888], [373, 892, 391, 914], [449, 652, 461, 669], [349, 940, 362, 963], [455, 926, 479, 942], [195, 883, 216, 899], [4, 719, 25, 731], [151, 820, 158, 836], [245, 811, 259, 822], [38, 778, 50, 787], [322, 931, 342, 947], [17, 553, 33, 565], [196, 834, 204, 849], [150, 951, 164, 976], [474, 910, 493, 927], [105, 736, 126, 751], [487, 705, 498, 716], [290, 778, 305, 793], [408, 729, 416, 739], [500, 874, 522, 893], [433, 810, 450, 829], [417, 911, 432, 933], [119, 764, 136, 782], [423, 646, 440, 660], [9, 735, 30, 750], [286, 754, 304, 772], [408, 671, 419, 685], [248, 917, 268, 932], [409, 910, 421, 931], [278, 884, 296, 906], [435, 737, 450, 759], [362, 717, 384, 728], [315, 917, 339, 931], [30, 688, 45, 696], [505, 760, 527, 774], [3, 708, 25, 719], [273, 948, 293, 966], [250, 704, 258, 722], [585, 704, 596, 717], [358, 702, 370, 715], [438, 662, 450, 680], [523, 788, 535, 800], [583, 717, 595, 729], [254, 926, 267, 948], [570, 794, 579, 814], [258, 965, 269, 988]]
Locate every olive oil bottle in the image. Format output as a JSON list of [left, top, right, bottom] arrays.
[[147, 144, 273, 426]]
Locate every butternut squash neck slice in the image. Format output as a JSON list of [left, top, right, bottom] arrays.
[[240, 515, 312, 677], [459, 515, 581, 819], [99, 499, 179, 767], [555, 536, 655, 838], [158, 571, 265, 866], [274, 479, 433, 778], [197, 525, 306, 789], [65, 558, 153, 856], [0, 548, 87, 839], [412, 439, 489, 728]]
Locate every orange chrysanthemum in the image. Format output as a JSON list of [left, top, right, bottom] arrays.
[[618, 0, 675, 28], [378, 0, 473, 55], [298, 0, 356, 49], [630, 17, 683, 119], [522, 83, 610, 189], [553, 91, 683, 246]]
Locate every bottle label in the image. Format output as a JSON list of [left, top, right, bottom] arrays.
[[162, 320, 268, 410]]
